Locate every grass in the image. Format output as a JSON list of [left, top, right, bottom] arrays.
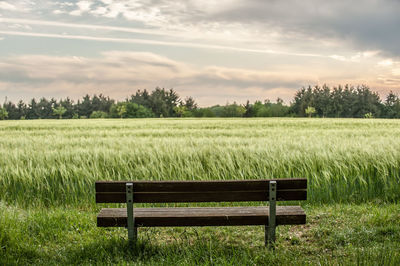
[[1, 203, 399, 265], [0, 118, 399, 264]]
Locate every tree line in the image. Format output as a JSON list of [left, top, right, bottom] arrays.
[[291, 84, 400, 118], [0, 85, 399, 120]]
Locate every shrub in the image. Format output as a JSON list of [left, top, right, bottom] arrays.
[[90, 111, 108, 119]]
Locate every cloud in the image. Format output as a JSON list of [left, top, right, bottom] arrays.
[[0, 51, 318, 105], [52, 9, 65, 15], [1, 1, 399, 105], [0, 1, 16, 11], [378, 59, 394, 67], [70, 1, 93, 16], [0, 18, 334, 60], [53, 0, 400, 58], [0, 30, 333, 58], [0, 0, 34, 12], [1, 51, 399, 105], [0, 17, 187, 38], [196, 0, 400, 58]]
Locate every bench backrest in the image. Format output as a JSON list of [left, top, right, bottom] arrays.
[[95, 178, 307, 203]]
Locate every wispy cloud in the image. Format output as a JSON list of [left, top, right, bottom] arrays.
[[0, 17, 337, 58], [0, 30, 333, 58], [0, 17, 182, 37]]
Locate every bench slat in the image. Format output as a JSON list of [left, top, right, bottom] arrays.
[[95, 179, 307, 193], [97, 206, 306, 227], [96, 190, 307, 203]]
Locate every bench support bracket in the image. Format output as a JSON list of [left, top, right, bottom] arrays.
[[126, 183, 137, 243], [265, 180, 276, 248]]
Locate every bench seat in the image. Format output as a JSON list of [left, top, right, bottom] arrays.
[[95, 179, 307, 246], [97, 206, 306, 227]]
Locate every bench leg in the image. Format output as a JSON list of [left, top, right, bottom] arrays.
[[266, 181, 276, 248], [126, 183, 136, 244]]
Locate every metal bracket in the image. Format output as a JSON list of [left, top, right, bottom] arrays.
[[265, 180, 276, 247], [126, 183, 136, 243]]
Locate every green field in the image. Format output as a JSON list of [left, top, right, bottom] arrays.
[[1, 118, 400, 264]]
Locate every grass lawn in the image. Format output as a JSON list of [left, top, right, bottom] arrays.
[[1, 203, 399, 265]]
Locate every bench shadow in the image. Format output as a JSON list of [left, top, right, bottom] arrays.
[[62, 238, 145, 264], [63, 235, 265, 264]]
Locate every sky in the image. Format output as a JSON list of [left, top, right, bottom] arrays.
[[0, 0, 400, 106]]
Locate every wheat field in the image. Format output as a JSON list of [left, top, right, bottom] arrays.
[[1, 118, 399, 206]]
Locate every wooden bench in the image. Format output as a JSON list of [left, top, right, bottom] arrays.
[[95, 178, 307, 247]]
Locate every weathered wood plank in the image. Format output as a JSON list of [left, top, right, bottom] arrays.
[[95, 190, 307, 203], [97, 206, 306, 227], [95, 178, 307, 193]]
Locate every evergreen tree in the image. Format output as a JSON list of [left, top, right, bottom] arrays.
[[384, 91, 400, 118], [36, 97, 55, 119], [78, 94, 93, 117], [59, 98, 75, 119], [17, 100, 27, 119], [3, 101, 19, 119], [27, 98, 39, 119], [129, 89, 151, 108]]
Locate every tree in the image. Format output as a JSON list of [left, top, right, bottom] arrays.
[[313, 85, 331, 117], [3, 101, 19, 119], [269, 98, 289, 117], [17, 100, 27, 119], [305, 106, 316, 118], [174, 106, 186, 117], [192, 107, 215, 117], [77, 95, 93, 117], [129, 89, 151, 108], [221, 103, 246, 117], [2, 85, 399, 119], [53, 106, 67, 119], [110, 102, 154, 118], [125, 102, 154, 118], [290, 84, 384, 118], [116, 104, 127, 118], [145, 87, 181, 117], [173, 106, 193, 117], [330, 86, 344, 117], [0, 107, 8, 120], [351, 85, 382, 118], [90, 111, 108, 119], [243, 100, 254, 117], [290, 86, 314, 117], [27, 98, 39, 119], [59, 98, 75, 119], [183, 96, 197, 111], [37, 97, 54, 119], [255, 101, 271, 117], [91, 94, 114, 113], [384, 91, 400, 118]]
